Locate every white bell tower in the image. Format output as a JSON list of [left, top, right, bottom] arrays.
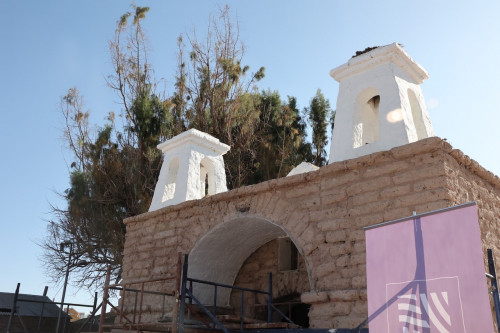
[[329, 43, 434, 163], [149, 129, 230, 211]]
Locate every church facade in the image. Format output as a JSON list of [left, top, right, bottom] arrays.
[[118, 44, 500, 329]]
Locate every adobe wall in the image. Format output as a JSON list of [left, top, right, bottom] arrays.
[[121, 137, 500, 329]]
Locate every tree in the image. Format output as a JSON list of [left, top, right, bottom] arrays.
[[250, 91, 311, 182], [174, 6, 266, 188], [42, 6, 174, 288], [287, 96, 315, 168], [306, 89, 331, 166]]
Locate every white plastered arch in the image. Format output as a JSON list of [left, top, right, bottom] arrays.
[[187, 216, 311, 306]]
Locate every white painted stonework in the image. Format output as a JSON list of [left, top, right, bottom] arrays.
[[329, 43, 434, 163], [287, 162, 320, 177], [149, 129, 230, 211]]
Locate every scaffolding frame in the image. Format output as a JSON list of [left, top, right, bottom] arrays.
[[97, 253, 369, 333]]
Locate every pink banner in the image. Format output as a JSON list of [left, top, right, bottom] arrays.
[[365, 203, 494, 333]]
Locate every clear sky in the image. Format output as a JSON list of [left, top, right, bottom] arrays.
[[1, 0, 499, 311]]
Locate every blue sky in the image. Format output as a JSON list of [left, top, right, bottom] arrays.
[[1, 1, 499, 310]]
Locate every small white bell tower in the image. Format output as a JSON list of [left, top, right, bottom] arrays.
[[329, 43, 434, 163], [149, 129, 230, 211]]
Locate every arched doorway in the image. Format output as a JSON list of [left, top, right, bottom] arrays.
[[187, 216, 312, 319], [230, 237, 311, 327]]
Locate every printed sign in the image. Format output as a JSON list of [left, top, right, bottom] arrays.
[[365, 203, 494, 332]]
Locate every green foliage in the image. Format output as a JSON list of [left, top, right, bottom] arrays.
[[307, 89, 332, 166], [133, 6, 149, 25], [129, 87, 173, 152], [118, 6, 149, 28], [248, 91, 311, 183]]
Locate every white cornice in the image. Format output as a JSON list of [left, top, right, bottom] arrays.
[[330, 43, 429, 84], [157, 128, 230, 155]]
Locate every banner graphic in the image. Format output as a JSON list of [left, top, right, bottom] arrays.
[[365, 203, 494, 332]]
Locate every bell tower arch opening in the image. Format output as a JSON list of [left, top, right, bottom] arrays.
[[354, 88, 380, 148], [161, 157, 179, 202], [408, 89, 427, 141], [199, 157, 216, 197]]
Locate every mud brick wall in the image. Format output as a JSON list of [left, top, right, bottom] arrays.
[[121, 137, 500, 329], [443, 149, 500, 257]]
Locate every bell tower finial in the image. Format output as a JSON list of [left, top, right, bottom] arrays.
[[329, 43, 434, 163]]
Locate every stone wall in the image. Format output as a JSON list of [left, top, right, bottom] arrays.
[[121, 137, 500, 329]]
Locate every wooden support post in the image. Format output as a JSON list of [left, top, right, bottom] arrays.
[[172, 253, 182, 333], [137, 282, 145, 333], [240, 290, 244, 331], [98, 266, 111, 333], [119, 282, 127, 324], [7, 283, 20, 333], [89, 292, 97, 332], [214, 285, 218, 329], [178, 254, 189, 333], [36, 286, 48, 333], [267, 273, 273, 323]]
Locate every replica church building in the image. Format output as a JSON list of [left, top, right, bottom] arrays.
[[116, 43, 500, 330]]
